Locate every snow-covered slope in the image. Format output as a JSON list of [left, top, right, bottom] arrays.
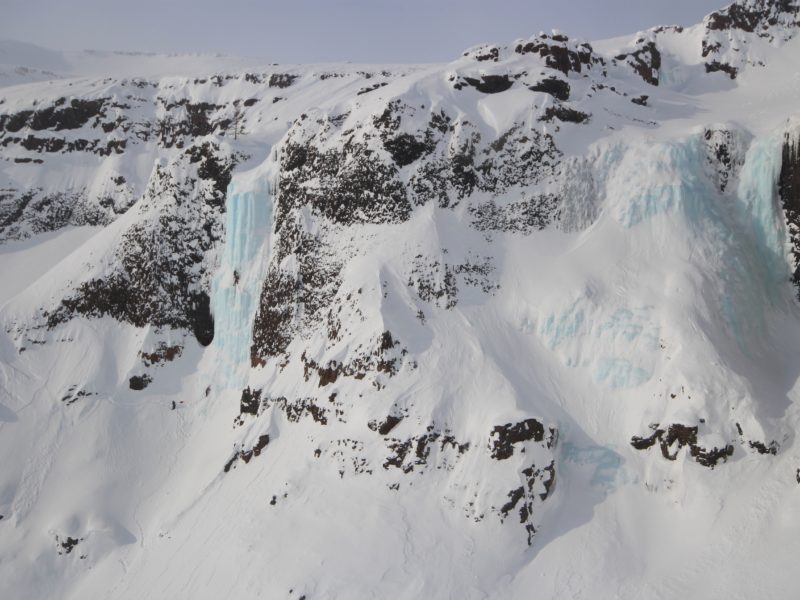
[[2, 1, 800, 598]]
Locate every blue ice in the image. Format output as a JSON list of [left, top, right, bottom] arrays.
[[211, 178, 273, 388], [540, 301, 585, 350], [594, 358, 650, 389], [721, 136, 787, 352], [561, 442, 623, 490], [614, 139, 709, 229], [735, 137, 787, 283]]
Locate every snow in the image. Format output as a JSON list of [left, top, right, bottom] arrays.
[[0, 226, 100, 306], [2, 2, 800, 599]]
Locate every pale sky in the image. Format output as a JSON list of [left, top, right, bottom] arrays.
[[3, 0, 729, 63]]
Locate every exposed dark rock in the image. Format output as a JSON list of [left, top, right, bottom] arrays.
[[251, 218, 344, 360], [631, 423, 734, 468], [539, 105, 590, 124], [469, 195, 559, 234], [457, 75, 514, 94], [706, 0, 799, 34], [187, 141, 234, 200], [239, 387, 262, 416], [250, 265, 300, 359], [156, 100, 228, 147], [0, 110, 33, 132], [0, 186, 133, 241], [780, 133, 800, 294], [704, 126, 746, 193], [749, 440, 779, 455], [705, 60, 739, 79], [275, 138, 411, 228], [383, 133, 433, 167], [46, 143, 235, 344], [631, 427, 662, 450], [368, 414, 404, 435], [269, 74, 298, 88], [129, 374, 152, 390], [0, 190, 35, 231], [1, 98, 108, 133], [272, 396, 329, 425], [700, 1, 800, 78], [529, 77, 570, 101], [188, 292, 214, 346], [407, 256, 458, 309], [299, 332, 404, 387], [383, 427, 469, 473], [615, 40, 661, 86], [223, 434, 271, 472], [490, 418, 555, 460], [56, 535, 83, 555], [499, 459, 556, 545], [20, 135, 65, 153], [236, 390, 330, 426], [357, 82, 389, 95], [60, 385, 96, 405], [140, 343, 182, 366], [469, 46, 500, 62], [515, 34, 598, 75]]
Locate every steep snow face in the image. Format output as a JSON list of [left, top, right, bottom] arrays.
[[211, 169, 274, 388], [3, 1, 800, 599]]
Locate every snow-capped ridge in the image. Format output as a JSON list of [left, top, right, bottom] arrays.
[[3, 2, 800, 598]]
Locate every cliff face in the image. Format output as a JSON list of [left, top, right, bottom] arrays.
[[781, 132, 800, 290], [703, 0, 800, 76], [2, 2, 800, 598]]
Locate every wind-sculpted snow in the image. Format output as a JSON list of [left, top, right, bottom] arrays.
[[3, 2, 800, 598]]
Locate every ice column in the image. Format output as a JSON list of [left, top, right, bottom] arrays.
[[211, 176, 273, 388], [735, 136, 787, 283]]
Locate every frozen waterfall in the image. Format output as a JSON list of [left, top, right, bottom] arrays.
[[211, 174, 274, 389]]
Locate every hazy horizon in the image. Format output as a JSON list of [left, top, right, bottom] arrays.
[[3, 0, 728, 64]]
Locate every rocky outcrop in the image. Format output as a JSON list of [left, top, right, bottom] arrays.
[[46, 142, 237, 344], [702, 0, 800, 78], [250, 101, 563, 361], [631, 423, 734, 468], [514, 33, 602, 75], [703, 125, 749, 193], [780, 132, 800, 292], [614, 38, 661, 86], [489, 418, 557, 460], [706, 0, 799, 36], [529, 76, 570, 101]]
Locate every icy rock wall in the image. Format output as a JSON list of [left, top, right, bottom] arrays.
[[211, 175, 274, 388], [546, 129, 792, 385], [736, 135, 787, 283]]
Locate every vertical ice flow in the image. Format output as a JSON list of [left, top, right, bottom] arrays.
[[735, 136, 787, 283], [211, 175, 273, 389]]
